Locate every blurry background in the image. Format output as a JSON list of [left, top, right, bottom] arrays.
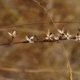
[[0, 0, 80, 80]]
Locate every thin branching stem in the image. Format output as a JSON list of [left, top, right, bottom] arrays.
[[0, 37, 77, 46], [61, 43, 73, 80]]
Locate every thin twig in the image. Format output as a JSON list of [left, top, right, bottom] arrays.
[[61, 43, 73, 80], [0, 37, 78, 46]]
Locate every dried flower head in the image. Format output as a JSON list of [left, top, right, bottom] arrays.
[[64, 32, 72, 40], [25, 36, 34, 43], [58, 29, 64, 35], [45, 29, 53, 40], [8, 31, 16, 38], [76, 34, 80, 41]]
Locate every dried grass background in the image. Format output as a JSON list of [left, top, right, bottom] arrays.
[[0, 0, 80, 80]]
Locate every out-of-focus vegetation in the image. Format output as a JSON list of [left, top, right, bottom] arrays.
[[0, 0, 80, 80]]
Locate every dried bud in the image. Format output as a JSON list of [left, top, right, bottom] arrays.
[[58, 29, 64, 35], [64, 32, 72, 40], [54, 35, 59, 40], [76, 34, 80, 41], [26, 36, 34, 43], [45, 29, 53, 40], [8, 31, 16, 38]]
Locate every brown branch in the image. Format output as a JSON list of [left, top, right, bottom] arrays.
[[0, 37, 78, 46]]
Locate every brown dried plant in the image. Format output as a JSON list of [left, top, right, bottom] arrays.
[[0, 0, 80, 80]]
